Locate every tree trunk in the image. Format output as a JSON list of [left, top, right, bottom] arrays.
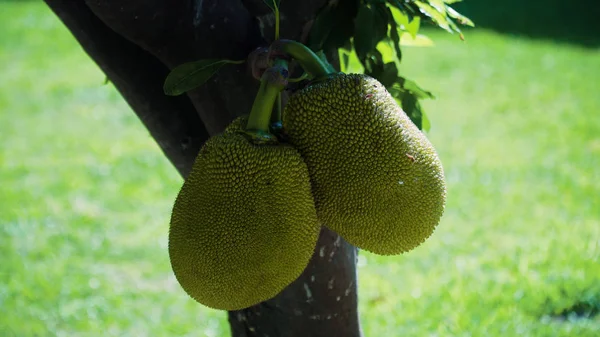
[[44, 1, 362, 336]]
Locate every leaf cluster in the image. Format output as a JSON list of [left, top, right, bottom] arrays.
[[308, 0, 473, 130]]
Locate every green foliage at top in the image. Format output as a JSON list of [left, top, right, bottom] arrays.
[[162, 1, 473, 132], [309, 0, 473, 131]]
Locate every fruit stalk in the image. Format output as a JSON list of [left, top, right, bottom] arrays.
[[245, 59, 289, 133], [272, 92, 282, 123], [271, 39, 335, 79], [271, 58, 288, 125]]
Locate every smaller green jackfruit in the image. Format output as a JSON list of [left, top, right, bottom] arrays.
[[169, 131, 319, 310]]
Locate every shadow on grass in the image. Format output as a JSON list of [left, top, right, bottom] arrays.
[[538, 288, 600, 323], [453, 0, 600, 48], [553, 301, 600, 320]]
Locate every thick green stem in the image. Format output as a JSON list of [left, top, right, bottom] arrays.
[[270, 58, 287, 124], [272, 39, 335, 79], [272, 93, 282, 123], [288, 72, 309, 83], [246, 60, 289, 133]]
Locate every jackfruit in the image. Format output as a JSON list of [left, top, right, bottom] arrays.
[[168, 131, 319, 310], [282, 73, 446, 255]]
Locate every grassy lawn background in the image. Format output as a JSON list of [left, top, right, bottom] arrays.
[[1, 2, 599, 336]]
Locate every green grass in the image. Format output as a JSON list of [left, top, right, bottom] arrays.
[[1, 2, 599, 337]]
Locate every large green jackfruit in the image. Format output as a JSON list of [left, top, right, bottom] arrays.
[[282, 73, 446, 255], [169, 130, 319, 310]]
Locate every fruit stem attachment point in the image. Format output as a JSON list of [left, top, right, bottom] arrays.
[[246, 59, 289, 134], [288, 72, 309, 83], [271, 40, 335, 79]]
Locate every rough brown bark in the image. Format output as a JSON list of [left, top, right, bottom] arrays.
[[44, 1, 362, 336]]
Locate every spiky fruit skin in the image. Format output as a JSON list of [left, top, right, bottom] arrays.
[[169, 132, 319, 310], [282, 73, 446, 255], [223, 116, 248, 135]]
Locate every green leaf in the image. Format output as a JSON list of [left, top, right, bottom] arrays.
[[400, 77, 435, 99], [376, 40, 397, 63], [338, 48, 363, 74], [163, 59, 244, 96], [360, 48, 398, 88], [386, 2, 421, 38], [309, 0, 358, 52], [442, 0, 462, 4], [399, 92, 425, 130], [446, 16, 463, 35], [354, 4, 388, 60], [387, 75, 435, 130], [428, 0, 447, 14], [406, 16, 421, 39], [262, 0, 280, 12], [400, 32, 434, 47], [339, 50, 351, 72], [387, 3, 410, 27], [413, 1, 451, 33], [385, 6, 403, 62], [421, 109, 431, 132], [387, 0, 417, 21], [388, 0, 472, 37], [379, 62, 399, 88], [361, 49, 383, 74], [447, 6, 475, 27], [308, 4, 336, 51]]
